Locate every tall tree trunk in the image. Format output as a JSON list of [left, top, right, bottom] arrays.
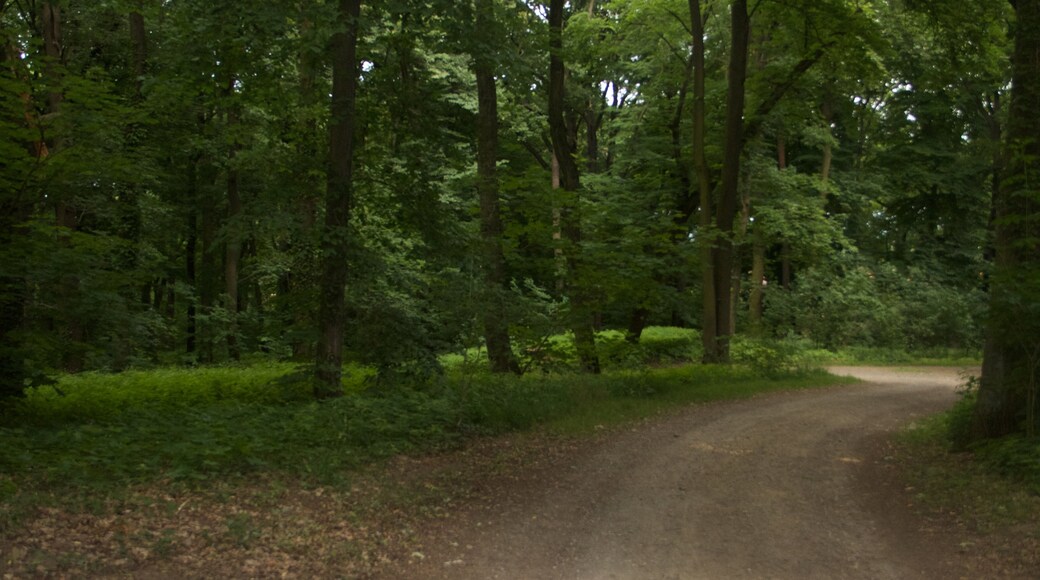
[[551, 153, 565, 295], [185, 206, 198, 358], [549, 0, 600, 373], [689, 0, 717, 361], [475, 0, 520, 375], [129, 7, 146, 97], [284, 14, 322, 360], [315, 0, 361, 398], [704, 0, 749, 363], [41, 2, 85, 372], [973, 0, 1040, 439], [199, 177, 218, 364], [224, 78, 241, 361]]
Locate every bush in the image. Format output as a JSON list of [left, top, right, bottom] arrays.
[[731, 336, 817, 378]]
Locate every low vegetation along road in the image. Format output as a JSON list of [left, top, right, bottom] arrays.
[[386, 367, 977, 579]]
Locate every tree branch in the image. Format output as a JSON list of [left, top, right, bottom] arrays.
[[742, 42, 833, 143]]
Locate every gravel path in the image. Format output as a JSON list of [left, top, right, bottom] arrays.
[[385, 366, 978, 580]]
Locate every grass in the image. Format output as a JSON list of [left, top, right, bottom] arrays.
[[897, 412, 1040, 532], [807, 345, 982, 366], [0, 356, 846, 525]]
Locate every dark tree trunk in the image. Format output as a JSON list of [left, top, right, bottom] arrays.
[[186, 207, 198, 358], [973, 0, 1040, 439], [224, 78, 241, 361], [475, 0, 521, 375], [689, 0, 717, 361], [627, 308, 650, 343], [703, 0, 749, 363], [0, 39, 31, 393], [315, 0, 361, 398], [549, 0, 600, 373], [199, 180, 218, 364]]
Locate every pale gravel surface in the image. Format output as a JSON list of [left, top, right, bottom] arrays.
[[385, 366, 982, 580]]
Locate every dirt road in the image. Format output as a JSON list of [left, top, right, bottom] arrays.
[[387, 366, 978, 580]]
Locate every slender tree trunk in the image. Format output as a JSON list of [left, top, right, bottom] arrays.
[[551, 153, 565, 295], [475, 0, 521, 375], [315, 0, 361, 398], [284, 14, 321, 360], [224, 78, 241, 361], [689, 0, 717, 361], [185, 206, 198, 358], [129, 7, 146, 96], [626, 307, 650, 343], [704, 0, 750, 363], [199, 177, 218, 363], [973, 0, 1040, 439], [749, 232, 766, 334], [549, 0, 600, 373]]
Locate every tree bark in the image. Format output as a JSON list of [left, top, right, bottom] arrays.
[[688, 0, 717, 361], [224, 77, 241, 361], [549, 0, 600, 373], [475, 0, 521, 375], [973, 0, 1040, 439], [185, 206, 198, 358], [315, 0, 361, 398], [704, 0, 749, 363]]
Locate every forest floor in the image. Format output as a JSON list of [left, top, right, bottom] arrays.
[[3, 366, 1038, 578]]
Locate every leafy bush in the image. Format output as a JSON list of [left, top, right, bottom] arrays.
[[763, 256, 986, 352], [639, 326, 702, 363], [731, 336, 817, 378]]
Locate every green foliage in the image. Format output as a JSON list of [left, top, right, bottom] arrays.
[[764, 254, 985, 351], [512, 326, 701, 373], [972, 436, 1040, 494], [0, 360, 840, 496], [731, 336, 819, 378], [931, 376, 1040, 492]]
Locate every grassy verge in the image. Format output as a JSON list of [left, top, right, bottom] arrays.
[[0, 356, 851, 577], [891, 412, 1040, 576], [898, 415, 1040, 530], [1, 363, 843, 516], [807, 345, 982, 366]]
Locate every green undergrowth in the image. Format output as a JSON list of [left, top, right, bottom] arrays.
[[441, 326, 703, 373], [0, 359, 844, 524], [809, 345, 981, 366], [898, 411, 1040, 532]]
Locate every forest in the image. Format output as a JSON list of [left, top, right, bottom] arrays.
[[2, 1, 1039, 450], [2, 0, 1040, 575]]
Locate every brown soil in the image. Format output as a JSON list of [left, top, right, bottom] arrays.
[[379, 366, 1008, 579], [6, 366, 1036, 579]]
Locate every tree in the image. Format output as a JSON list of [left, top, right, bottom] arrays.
[[474, 0, 521, 374], [973, 0, 1040, 439], [315, 0, 362, 398], [548, 0, 600, 373]]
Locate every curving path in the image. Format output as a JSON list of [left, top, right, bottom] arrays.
[[385, 366, 977, 580]]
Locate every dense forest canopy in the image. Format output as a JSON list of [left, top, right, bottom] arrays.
[[0, 0, 1036, 436]]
